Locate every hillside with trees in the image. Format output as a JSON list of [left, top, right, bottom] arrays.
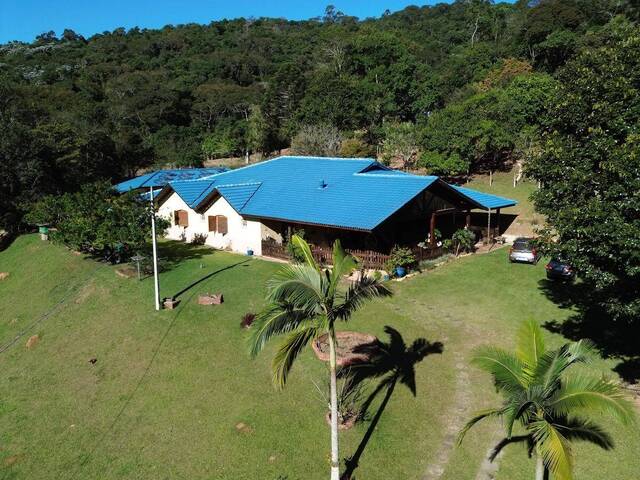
[[0, 0, 638, 232]]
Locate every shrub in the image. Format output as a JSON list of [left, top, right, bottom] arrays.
[[191, 232, 208, 245], [451, 229, 476, 256], [241, 313, 256, 329], [419, 150, 470, 177], [291, 124, 341, 157], [25, 181, 169, 261], [385, 246, 416, 273], [339, 138, 375, 158]]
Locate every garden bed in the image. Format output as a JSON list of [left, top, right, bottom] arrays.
[[312, 331, 379, 366]]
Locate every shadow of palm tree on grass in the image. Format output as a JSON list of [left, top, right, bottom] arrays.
[[340, 326, 443, 480]]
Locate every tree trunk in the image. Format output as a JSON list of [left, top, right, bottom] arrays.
[[535, 455, 545, 480], [328, 330, 340, 480]]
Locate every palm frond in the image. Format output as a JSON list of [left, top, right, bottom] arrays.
[[248, 303, 314, 358], [334, 275, 392, 322], [266, 263, 324, 311], [272, 324, 320, 389], [458, 408, 505, 445], [530, 419, 574, 480], [555, 416, 614, 450], [329, 239, 357, 292], [549, 375, 636, 425], [502, 390, 538, 438], [291, 234, 319, 270], [533, 340, 596, 394], [488, 434, 533, 462], [471, 346, 527, 394], [516, 319, 545, 372], [564, 339, 597, 363]]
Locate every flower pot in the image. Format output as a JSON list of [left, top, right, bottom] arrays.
[[395, 266, 407, 277]]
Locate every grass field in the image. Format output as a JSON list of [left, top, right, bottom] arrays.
[[0, 235, 637, 480]]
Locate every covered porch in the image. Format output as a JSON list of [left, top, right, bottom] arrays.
[[256, 180, 517, 268]]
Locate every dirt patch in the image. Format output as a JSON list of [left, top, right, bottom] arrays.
[[312, 331, 379, 366], [235, 422, 254, 434], [115, 266, 137, 279], [4, 454, 23, 467], [0, 272, 9, 281], [74, 281, 97, 304], [25, 335, 39, 349]]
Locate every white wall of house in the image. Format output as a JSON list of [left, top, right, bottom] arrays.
[[157, 192, 263, 255], [201, 196, 263, 255]]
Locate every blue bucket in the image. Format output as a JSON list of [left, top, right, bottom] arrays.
[[395, 266, 406, 278]]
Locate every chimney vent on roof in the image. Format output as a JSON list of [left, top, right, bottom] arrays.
[[319, 179, 328, 189]]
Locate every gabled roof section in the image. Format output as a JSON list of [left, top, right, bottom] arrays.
[[451, 185, 518, 210], [170, 179, 217, 208], [215, 183, 262, 212], [115, 167, 227, 192]]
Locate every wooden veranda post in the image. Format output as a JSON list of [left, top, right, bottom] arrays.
[[465, 210, 471, 228], [430, 212, 436, 247], [486, 208, 491, 245]]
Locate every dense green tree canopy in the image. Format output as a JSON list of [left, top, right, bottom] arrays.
[[528, 19, 640, 320], [1, 0, 637, 230]]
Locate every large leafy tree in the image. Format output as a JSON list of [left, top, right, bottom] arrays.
[[528, 19, 640, 321], [24, 181, 167, 257], [248, 236, 391, 480], [459, 320, 635, 480]]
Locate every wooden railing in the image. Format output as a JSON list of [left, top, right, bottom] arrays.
[[261, 240, 443, 270], [261, 240, 290, 261]]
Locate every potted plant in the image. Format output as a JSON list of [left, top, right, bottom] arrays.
[[385, 246, 416, 277]]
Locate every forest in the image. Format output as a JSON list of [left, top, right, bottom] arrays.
[[0, 0, 639, 234]]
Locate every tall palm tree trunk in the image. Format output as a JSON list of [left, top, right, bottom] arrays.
[[535, 454, 545, 480], [328, 330, 340, 480]]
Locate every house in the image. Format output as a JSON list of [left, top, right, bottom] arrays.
[[115, 156, 517, 264]]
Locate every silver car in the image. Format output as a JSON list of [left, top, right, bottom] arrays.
[[509, 237, 539, 265]]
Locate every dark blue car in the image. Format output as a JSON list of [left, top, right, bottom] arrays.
[[545, 259, 575, 281]]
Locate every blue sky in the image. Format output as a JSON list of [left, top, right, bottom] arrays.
[[1, 0, 448, 43]]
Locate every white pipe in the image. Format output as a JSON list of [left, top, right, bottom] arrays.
[[150, 187, 161, 311]]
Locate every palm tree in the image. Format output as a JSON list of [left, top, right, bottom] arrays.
[[248, 235, 392, 480], [458, 320, 636, 480]]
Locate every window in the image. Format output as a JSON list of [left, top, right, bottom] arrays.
[[174, 210, 188, 227], [217, 215, 228, 235], [208, 215, 228, 235]]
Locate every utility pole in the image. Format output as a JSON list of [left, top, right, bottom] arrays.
[[149, 187, 161, 311]]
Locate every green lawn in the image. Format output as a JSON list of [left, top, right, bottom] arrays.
[[0, 235, 637, 479]]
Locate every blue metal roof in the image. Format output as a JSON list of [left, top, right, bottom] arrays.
[[115, 168, 227, 192], [157, 156, 517, 231], [170, 179, 217, 208], [216, 183, 262, 211], [451, 185, 518, 210], [161, 157, 437, 231]]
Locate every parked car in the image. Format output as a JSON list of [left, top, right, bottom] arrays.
[[508, 237, 539, 265], [545, 259, 575, 281]]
